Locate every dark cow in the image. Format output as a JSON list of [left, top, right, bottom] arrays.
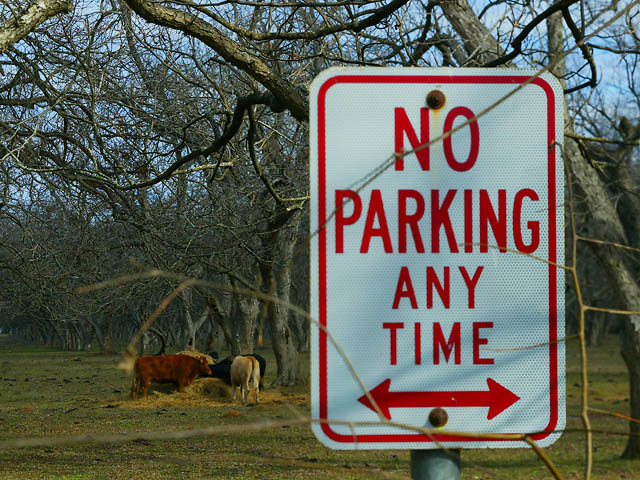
[[205, 353, 267, 391], [130, 354, 212, 399]]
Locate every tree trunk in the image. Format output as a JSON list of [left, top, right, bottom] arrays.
[[586, 311, 608, 347], [207, 293, 234, 354], [563, 52, 640, 465], [167, 327, 178, 349], [63, 321, 72, 350], [439, 0, 505, 65], [179, 288, 210, 351], [104, 314, 113, 354], [230, 276, 260, 354], [142, 329, 152, 354], [566, 128, 640, 457], [204, 314, 227, 355], [555, 13, 640, 460], [261, 208, 303, 386], [621, 318, 640, 458], [70, 322, 86, 351], [204, 272, 261, 356], [180, 289, 196, 350], [291, 311, 310, 353], [86, 317, 106, 352], [44, 317, 65, 348]]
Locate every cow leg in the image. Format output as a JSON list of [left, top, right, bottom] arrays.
[[130, 372, 137, 400], [231, 382, 238, 402], [242, 382, 248, 404], [141, 378, 150, 398], [133, 377, 141, 400]]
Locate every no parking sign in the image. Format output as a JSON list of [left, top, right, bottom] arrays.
[[310, 68, 565, 449]]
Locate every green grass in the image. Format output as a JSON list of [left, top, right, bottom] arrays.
[[0, 334, 637, 479]]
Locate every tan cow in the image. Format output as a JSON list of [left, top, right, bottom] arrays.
[[230, 355, 260, 404]]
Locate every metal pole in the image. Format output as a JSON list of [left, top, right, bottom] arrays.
[[410, 449, 461, 480]]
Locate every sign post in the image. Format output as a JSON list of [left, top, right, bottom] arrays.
[[411, 449, 460, 480], [310, 68, 564, 453]]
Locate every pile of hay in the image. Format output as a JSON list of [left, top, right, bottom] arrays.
[[185, 377, 231, 399], [176, 350, 215, 364]]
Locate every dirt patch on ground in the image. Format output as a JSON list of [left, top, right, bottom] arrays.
[[114, 377, 308, 409]]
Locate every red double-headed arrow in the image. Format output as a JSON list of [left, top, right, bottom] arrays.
[[357, 378, 520, 421]]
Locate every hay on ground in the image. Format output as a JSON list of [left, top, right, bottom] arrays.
[[124, 378, 230, 408], [120, 375, 307, 409]]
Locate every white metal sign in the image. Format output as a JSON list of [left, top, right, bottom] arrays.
[[310, 68, 565, 449]]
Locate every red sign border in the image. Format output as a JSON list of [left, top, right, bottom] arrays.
[[315, 73, 560, 445]]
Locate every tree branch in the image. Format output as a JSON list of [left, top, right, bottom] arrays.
[[483, 0, 581, 67], [123, 0, 308, 121], [565, 132, 640, 146], [247, 108, 308, 208], [562, 7, 598, 94], [0, 0, 72, 54], [122, 93, 273, 190], [185, 0, 410, 41]]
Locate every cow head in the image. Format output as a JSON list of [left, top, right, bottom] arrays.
[[199, 357, 212, 376]]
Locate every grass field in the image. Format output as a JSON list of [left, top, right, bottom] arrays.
[[0, 335, 637, 479]]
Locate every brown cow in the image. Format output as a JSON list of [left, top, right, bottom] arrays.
[[230, 355, 260, 405], [130, 354, 212, 399]]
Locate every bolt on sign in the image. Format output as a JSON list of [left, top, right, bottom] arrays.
[[309, 68, 565, 449]]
